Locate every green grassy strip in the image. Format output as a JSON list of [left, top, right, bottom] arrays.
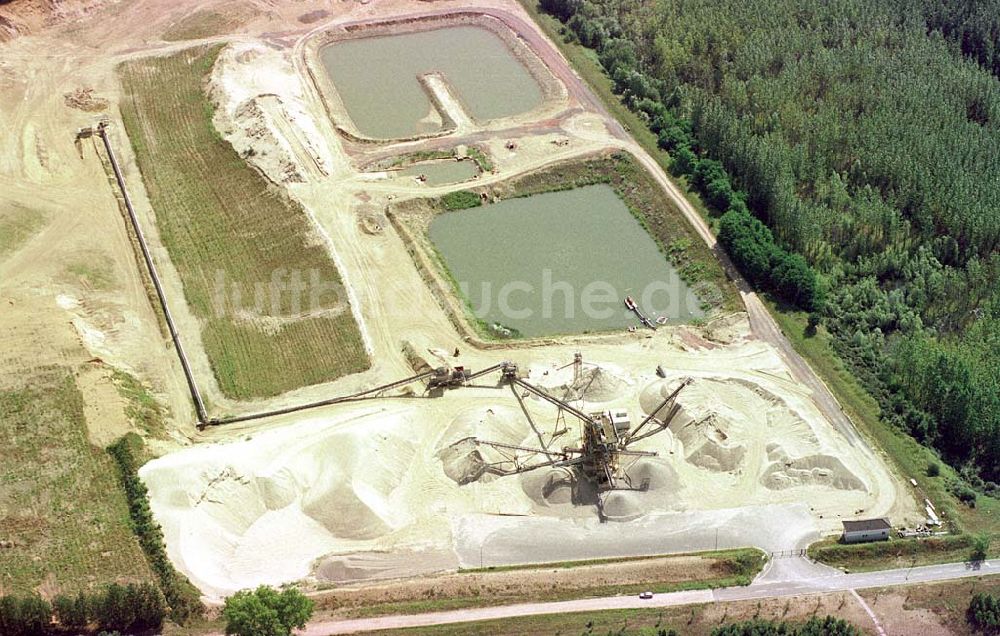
[[457, 548, 762, 574], [107, 434, 204, 624], [343, 575, 756, 620], [340, 549, 764, 619], [388, 149, 456, 168], [807, 534, 999, 572], [466, 146, 494, 172]]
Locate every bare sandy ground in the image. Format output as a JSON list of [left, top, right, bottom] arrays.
[[0, 0, 920, 603], [140, 332, 909, 597]]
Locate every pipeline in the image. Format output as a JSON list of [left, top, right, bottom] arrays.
[[97, 122, 210, 424], [205, 369, 438, 427], [97, 121, 445, 429], [100, 128, 601, 431]]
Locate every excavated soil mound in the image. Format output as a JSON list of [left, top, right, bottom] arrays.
[[520, 457, 678, 517], [520, 467, 582, 506], [438, 437, 487, 485], [624, 457, 681, 492], [639, 379, 693, 418], [538, 364, 629, 404], [601, 490, 645, 522], [673, 411, 747, 473], [762, 444, 866, 491], [436, 405, 527, 485]]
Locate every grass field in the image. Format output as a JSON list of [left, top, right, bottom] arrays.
[[0, 367, 153, 595], [807, 535, 993, 573], [118, 46, 369, 400], [0, 205, 45, 260]]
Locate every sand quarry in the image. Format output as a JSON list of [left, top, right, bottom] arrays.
[[0, 0, 918, 602], [142, 334, 911, 597]]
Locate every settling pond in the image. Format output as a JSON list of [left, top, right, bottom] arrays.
[[400, 159, 479, 185], [429, 185, 703, 337], [320, 26, 543, 139]]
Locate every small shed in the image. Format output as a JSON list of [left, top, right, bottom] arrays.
[[842, 518, 892, 544]]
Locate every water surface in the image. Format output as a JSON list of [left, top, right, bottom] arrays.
[[320, 26, 543, 139], [400, 160, 479, 185], [429, 185, 703, 337]]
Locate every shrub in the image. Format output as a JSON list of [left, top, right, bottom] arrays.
[[440, 190, 482, 211], [971, 532, 991, 562], [670, 145, 698, 176], [949, 479, 978, 507], [0, 595, 52, 636], [927, 462, 941, 477], [223, 586, 314, 636], [52, 593, 89, 631], [968, 592, 1000, 633]]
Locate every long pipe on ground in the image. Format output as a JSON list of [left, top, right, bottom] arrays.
[[206, 369, 438, 426], [97, 121, 444, 429], [97, 122, 210, 425]]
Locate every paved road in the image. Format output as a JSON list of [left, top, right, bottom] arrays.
[[304, 559, 997, 634]]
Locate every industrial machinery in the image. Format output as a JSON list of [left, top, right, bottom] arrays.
[[455, 359, 691, 519]]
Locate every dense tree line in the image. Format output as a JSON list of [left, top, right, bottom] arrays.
[[543, 0, 1000, 486], [107, 435, 204, 624], [0, 583, 164, 635], [711, 616, 860, 635]]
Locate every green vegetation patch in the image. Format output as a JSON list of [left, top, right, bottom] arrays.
[[108, 433, 203, 623], [65, 257, 115, 291], [466, 147, 493, 172], [440, 190, 482, 211], [808, 535, 979, 572], [0, 368, 153, 595], [111, 370, 168, 438], [118, 46, 369, 399], [767, 301, 999, 534], [0, 205, 45, 260], [341, 549, 764, 620]]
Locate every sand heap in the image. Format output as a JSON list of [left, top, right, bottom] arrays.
[[139, 409, 422, 595], [761, 444, 866, 491], [520, 466, 589, 506], [639, 379, 745, 473], [638, 377, 868, 493], [534, 362, 630, 404], [436, 405, 528, 484]]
